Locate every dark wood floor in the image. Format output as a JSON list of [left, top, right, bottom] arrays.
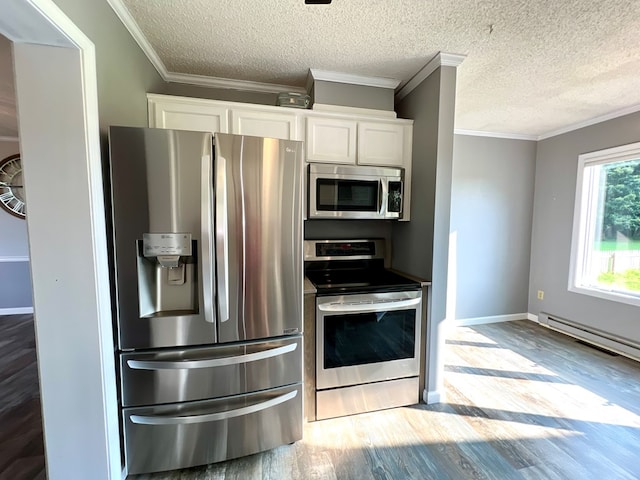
[[131, 320, 640, 480], [0, 314, 46, 480]]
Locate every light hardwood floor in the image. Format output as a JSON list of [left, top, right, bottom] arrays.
[[131, 320, 640, 480], [3, 317, 639, 479]]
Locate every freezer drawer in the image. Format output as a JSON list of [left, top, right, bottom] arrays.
[[120, 336, 302, 407], [123, 383, 303, 475]]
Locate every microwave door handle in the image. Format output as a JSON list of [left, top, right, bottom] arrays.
[[215, 152, 230, 323], [201, 152, 215, 324], [380, 179, 387, 216]]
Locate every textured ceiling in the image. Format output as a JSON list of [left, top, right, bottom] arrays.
[[120, 0, 640, 137]]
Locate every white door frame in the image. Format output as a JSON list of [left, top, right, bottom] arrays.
[[1, 1, 119, 479]]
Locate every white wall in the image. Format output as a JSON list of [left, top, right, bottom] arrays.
[[451, 134, 537, 321]]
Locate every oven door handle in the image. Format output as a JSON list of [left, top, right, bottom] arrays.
[[318, 297, 421, 313]]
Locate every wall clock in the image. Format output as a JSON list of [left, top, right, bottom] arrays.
[[0, 154, 26, 219]]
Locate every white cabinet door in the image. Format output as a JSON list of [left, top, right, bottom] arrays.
[[230, 109, 300, 140], [149, 97, 230, 134], [306, 116, 357, 164], [357, 121, 404, 167]]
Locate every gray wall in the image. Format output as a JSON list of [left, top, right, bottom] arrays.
[[392, 70, 440, 280], [162, 83, 278, 106], [0, 141, 27, 257], [53, 0, 165, 134], [0, 141, 32, 311], [0, 262, 32, 308], [451, 135, 537, 320], [393, 66, 458, 402], [529, 110, 640, 344], [305, 220, 392, 243], [312, 79, 394, 111]]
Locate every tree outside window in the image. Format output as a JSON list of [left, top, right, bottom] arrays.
[[570, 143, 640, 306]]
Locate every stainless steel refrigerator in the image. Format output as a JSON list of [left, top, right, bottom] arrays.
[[107, 127, 304, 475]]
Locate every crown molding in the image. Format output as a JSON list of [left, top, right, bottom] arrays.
[[164, 71, 307, 95], [106, 0, 169, 77], [395, 52, 466, 102], [0, 136, 19, 142], [107, 0, 306, 95], [537, 102, 640, 140], [307, 69, 401, 93], [454, 129, 537, 141]]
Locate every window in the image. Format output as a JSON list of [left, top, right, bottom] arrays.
[[570, 142, 640, 306]]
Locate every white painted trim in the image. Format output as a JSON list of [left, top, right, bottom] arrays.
[[0, 306, 34, 315], [164, 71, 306, 95], [449, 313, 528, 327], [106, 0, 307, 96], [0, 256, 29, 262], [311, 103, 397, 119], [307, 68, 401, 92], [538, 102, 640, 140], [395, 52, 466, 102], [527, 313, 539, 322], [8, 1, 120, 478], [454, 129, 537, 141], [0, 136, 19, 142], [105, 0, 168, 77], [424, 389, 444, 405]]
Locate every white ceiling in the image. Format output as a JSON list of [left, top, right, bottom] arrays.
[[2, 2, 640, 140], [117, 0, 640, 139]]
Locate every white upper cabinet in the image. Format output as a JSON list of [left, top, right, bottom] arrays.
[[146, 94, 413, 220], [231, 109, 301, 141], [305, 116, 357, 164], [357, 121, 404, 167], [148, 94, 230, 133]]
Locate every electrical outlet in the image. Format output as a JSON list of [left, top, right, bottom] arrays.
[[537, 290, 544, 300]]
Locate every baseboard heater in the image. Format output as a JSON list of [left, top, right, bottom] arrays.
[[538, 312, 640, 363]]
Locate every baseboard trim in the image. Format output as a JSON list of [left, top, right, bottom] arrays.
[[423, 389, 444, 405], [0, 307, 34, 315], [527, 313, 539, 322], [450, 313, 529, 327]]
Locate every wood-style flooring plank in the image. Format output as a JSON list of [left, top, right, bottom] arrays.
[[0, 315, 45, 480], [127, 319, 640, 480]]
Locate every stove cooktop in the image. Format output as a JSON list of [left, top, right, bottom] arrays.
[[305, 268, 421, 296]]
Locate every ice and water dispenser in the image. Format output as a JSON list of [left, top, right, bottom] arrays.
[[136, 233, 199, 318]]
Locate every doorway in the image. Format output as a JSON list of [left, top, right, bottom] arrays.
[[0, 1, 120, 479]]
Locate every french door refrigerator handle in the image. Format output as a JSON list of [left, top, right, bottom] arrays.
[[201, 153, 215, 324], [126, 342, 297, 370], [215, 151, 230, 323], [129, 390, 298, 425]]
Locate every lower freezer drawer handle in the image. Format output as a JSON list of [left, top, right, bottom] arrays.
[[126, 342, 297, 370], [129, 390, 298, 425]]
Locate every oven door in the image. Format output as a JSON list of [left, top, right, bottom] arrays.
[[316, 290, 421, 390]]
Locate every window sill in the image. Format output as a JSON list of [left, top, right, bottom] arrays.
[[569, 284, 640, 308]]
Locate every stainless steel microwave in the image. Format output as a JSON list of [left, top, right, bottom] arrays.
[[308, 163, 404, 220]]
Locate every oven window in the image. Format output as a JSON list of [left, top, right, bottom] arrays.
[[323, 309, 416, 368], [316, 179, 379, 211]]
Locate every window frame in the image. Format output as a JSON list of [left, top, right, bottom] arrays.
[[569, 141, 640, 307]]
